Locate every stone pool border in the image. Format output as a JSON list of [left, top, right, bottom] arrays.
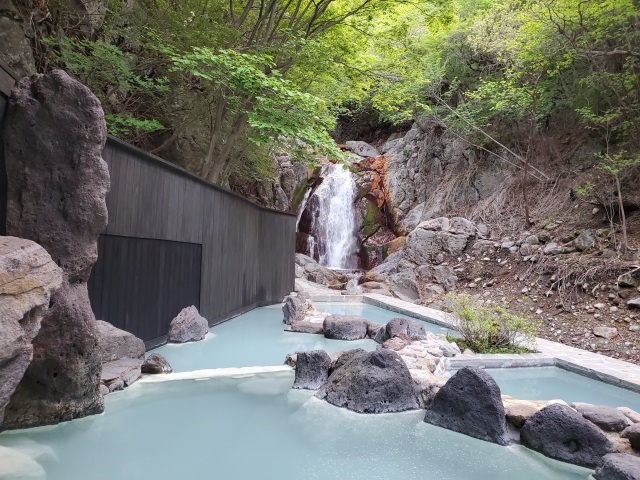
[[303, 289, 640, 394]]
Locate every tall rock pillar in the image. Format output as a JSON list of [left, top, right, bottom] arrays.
[[3, 69, 110, 428]]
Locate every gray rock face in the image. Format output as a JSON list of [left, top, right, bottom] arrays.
[[574, 229, 596, 251], [96, 320, 145, 363], [594, 453, 640, 480], [621, 423, 640, 450], [292, 350, 331, 390], [0, 237, 63, 428], [323, 315, 369, 340], [5, 70, 110, 283], [282, 294, 306, 325], [424, 367, 510, 445], [0, 0, 37, 76], [4, 70, 110, 430], [345, 141, 379, 158], [141, 353, 173, 374], [405, 228, 469, 264], [573, 402, 633, 432], [384, 317, 426, 341], [520, 403, 615, 468], [167, 306, 208, 343], [416, 264, 458, 291], [316, 349, 419, 413], [383, 123, 509, 230]]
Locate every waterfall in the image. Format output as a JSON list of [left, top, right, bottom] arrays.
[[295, 188, 312, 231], [309, 163, 359, 269]]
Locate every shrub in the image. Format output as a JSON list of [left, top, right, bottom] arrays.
[[448, 294, 540, 353]]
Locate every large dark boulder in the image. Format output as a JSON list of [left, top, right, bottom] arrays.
[[423, 367, 510, 446], [3, 70, 110, 429], [521, 403, 616, 468], [383, 317, 426, 341], [323, 314, 369, 340], [292, 350, 331, 390], [167, 306, 208, 343], [316, 349, 418, 413], [595, 453, 640, 480]]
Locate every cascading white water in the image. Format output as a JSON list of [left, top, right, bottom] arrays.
[[295, 188, 312, 231], [310, 163, 359, 269]]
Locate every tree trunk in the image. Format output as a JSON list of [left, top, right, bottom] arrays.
[[207, 112, 249, 183], [615, 173, 628, 252]]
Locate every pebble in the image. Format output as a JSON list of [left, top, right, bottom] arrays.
[[594, 303, 606, 310], [630, 325, 640, 332]]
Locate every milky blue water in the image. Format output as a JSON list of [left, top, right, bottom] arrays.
[[151, 303, 453, 372], [487, 366, 640, 412], [4, 302, 640, 480], [0, 372, 593, 480]]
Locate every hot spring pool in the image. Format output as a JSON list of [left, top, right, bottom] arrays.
[[151, 303, 452, 372], [0, 371, 593, 480], [3, 301, 640, 480]]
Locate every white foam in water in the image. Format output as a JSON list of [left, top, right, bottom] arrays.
[[0, 372, 593, 480]]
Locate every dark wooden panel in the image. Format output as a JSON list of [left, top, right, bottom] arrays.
[[0, 94, 8, 235], [88, 234, 202, 343]]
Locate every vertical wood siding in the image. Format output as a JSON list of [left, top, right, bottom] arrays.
[[90, 137, 295, 345]]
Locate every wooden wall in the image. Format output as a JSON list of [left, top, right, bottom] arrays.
[[92, 136, 295, 346], [0, 60, 18, 235], [0, 66, 296, 346]]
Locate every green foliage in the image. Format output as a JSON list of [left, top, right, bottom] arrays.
[[575, 182, 595, 197], [104, 114, 164, 137], [447, 293, 540, 353], [45, 37, 169, 141], [40, 0, 640, 186]]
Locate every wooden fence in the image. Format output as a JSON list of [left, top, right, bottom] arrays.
[[0, 64, 295, 347]]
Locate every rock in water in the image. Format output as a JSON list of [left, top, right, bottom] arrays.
[[141, 354, 173, 374], [520, 403, 615, 468], [621, 423, 640, 450], [323, 314, 369, 340], [594, 453, 640, 480], [292, 350, 331, 390], [3, 70, 110, 429], [282, 294, 306, 325], [424, 366, 510, 445], [572, 402, 632, 432], [383, 317, 426, 341], [316, 349, 418, 413], [168, 306, 208, 343], [0, 237, 62, 429], [96, 320, 145, 363]]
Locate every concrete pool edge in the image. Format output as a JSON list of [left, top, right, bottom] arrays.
[[301, 290, 640, 394]]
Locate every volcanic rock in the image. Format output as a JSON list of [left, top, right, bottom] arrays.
[[424, 366, 510, 445], [316, 349, 418, 413]]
